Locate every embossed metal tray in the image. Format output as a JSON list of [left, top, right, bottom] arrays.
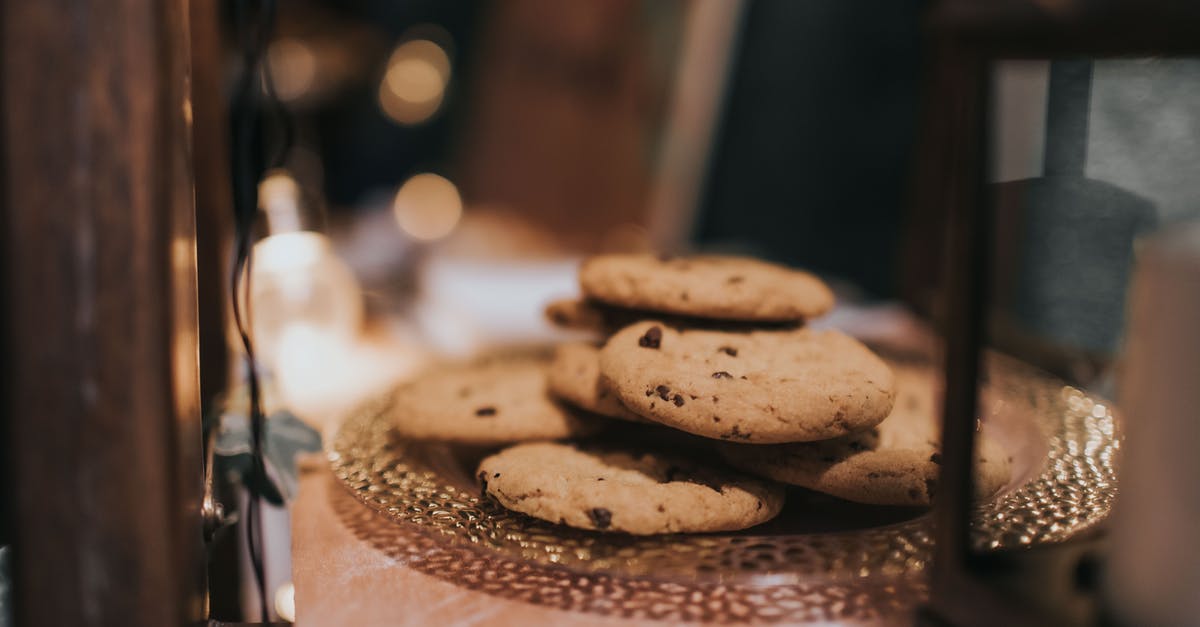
[[329, 352, 1119, 623]]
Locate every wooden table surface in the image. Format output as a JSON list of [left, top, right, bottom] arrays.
[[293, 464, 689, 627]]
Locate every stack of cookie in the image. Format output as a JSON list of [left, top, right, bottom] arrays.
[[390, 254, 1011, 536]]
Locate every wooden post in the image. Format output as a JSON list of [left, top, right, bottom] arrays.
[[1, 0, 205, 625]]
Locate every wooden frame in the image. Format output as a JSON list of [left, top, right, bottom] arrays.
[[918, 1, 1200, 625], [1, 0, 205, 624]]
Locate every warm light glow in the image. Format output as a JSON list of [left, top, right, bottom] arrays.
[[254, 230, 331, 273], [378, 38, 451, 125], [246, 231, 364, 364], [268, 38, 317, 102], [393, 173, 462, 241], [259, 170, 303, 233], [274, 582, 296, 622]]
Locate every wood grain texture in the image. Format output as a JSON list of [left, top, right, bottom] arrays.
[[1, 0, 204, 624]]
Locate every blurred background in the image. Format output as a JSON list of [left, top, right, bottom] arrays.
[[240, 0, 1199, 388]]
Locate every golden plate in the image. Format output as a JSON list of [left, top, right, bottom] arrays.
[[329, 352, 1118, 622]]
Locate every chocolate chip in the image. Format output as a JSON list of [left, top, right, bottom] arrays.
[[493, 472, 501, 478], [657, 504, 666, 513], [588, 507, 612, 529], [908, 488, 921, 500], [723, 425, 752, 440], [739, 375, 747, 380], [712, 371, 733, 379], [655, 385, 671, 401], [638, 326, 663, 349], [475, 406, 497, 417], [726, 276, 744, 284], [719, 346, 738, 357], [597, 477, 605, 481], [929, 453, 942, 465], [457, 387, 472, 398], [867, 472, 881, 479], [672, 394, 685, 407], [645, 389, 654, 397], [712, 416, 721, 422]]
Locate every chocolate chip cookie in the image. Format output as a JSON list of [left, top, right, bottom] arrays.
[[476, 441, 785, 534], [578, 254, 834, 322], [598, 321, 896, 443], [390, 356, 602, 446], [547, 342, 649, 423], [717, 367, 1012, 506]]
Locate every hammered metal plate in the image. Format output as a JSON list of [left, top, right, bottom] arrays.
[[330, 352, 1118, 607]]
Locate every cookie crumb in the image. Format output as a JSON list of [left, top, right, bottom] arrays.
[[588, 507, 613, 529], [475, 406, 497, 417], [638, 326, 663, 349]]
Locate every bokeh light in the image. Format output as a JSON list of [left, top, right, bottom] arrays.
[[378, 38, 451, 125], [393, 173, 463, 241], [274, 582, 296, 622], [267, 38, 317, 102]]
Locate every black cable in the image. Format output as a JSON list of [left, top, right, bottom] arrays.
[[229, 0, 291, 621]]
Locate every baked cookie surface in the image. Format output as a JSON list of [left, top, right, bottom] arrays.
[[598, 321, 896, 443], [543, 297, 609, 332], [476, 441, 785, 534], [547, 342, 648, 423], [390, 357, 601, 446], [578, 254, 834, 322], [718, 367, 1012, 506]]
